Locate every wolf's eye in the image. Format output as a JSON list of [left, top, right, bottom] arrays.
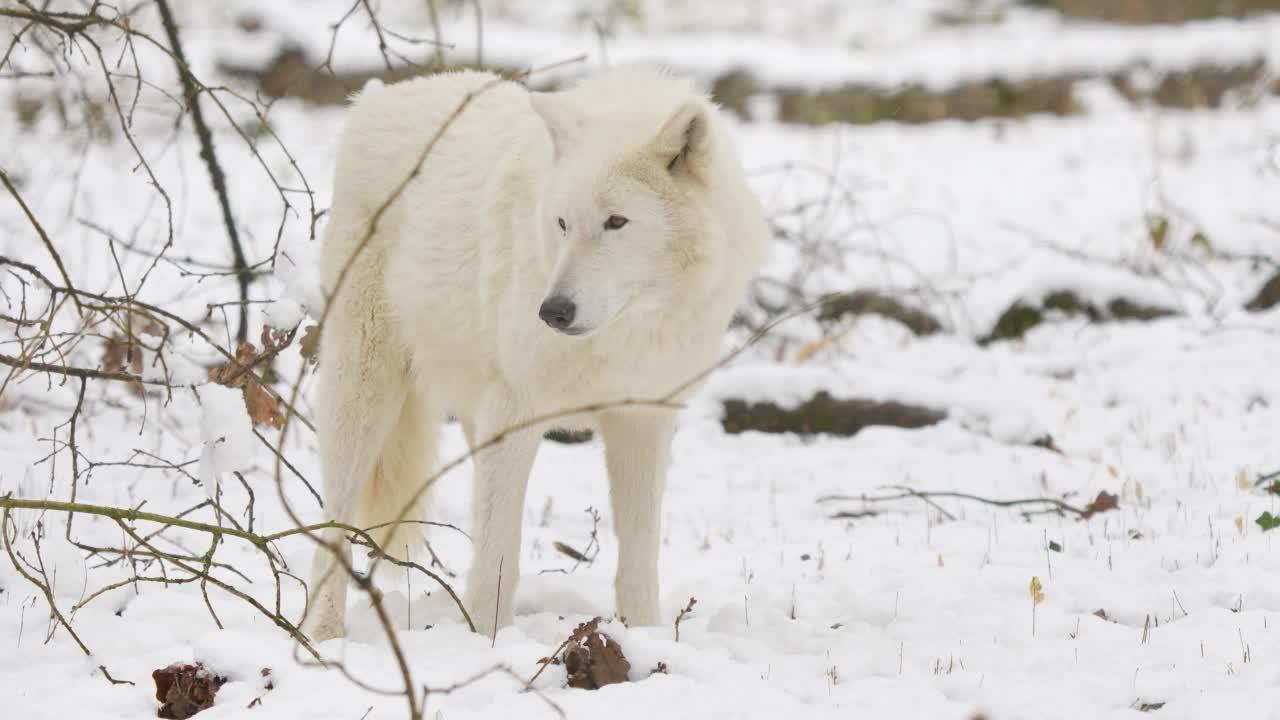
[[557, 217, 566, 231], [604, 215, 629, 230]]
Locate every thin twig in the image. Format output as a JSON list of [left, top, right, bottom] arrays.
[[817, 485, 1095, 520], [0, 168, 84, 317], [155, 0, 252, 343]]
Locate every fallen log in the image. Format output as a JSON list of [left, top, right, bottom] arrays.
[[722, 392, 945, 437]]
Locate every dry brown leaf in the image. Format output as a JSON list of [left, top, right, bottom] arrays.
[[1083, 490, 1120, 518], [552, 541, 590, 563], [102, 333, 141, 374], [208, 341, 284, 427], [208, 342, 259, 389], [299, 324, 320, 365], [235, 341, 258, 369], [260, 325, 292, 353], [564, 629, 631, 689], [153, 662, 225, 719], [102, 332, 145, 396], [540, 617, 632, 690], [244, 380, 284, 428], [102, 338, 128, 373]]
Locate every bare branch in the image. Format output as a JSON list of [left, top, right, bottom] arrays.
[[154, 0, 252, 343], [0, 168, 84, 317]]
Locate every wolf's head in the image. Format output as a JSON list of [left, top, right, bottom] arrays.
[[528, 68, 738, 338]]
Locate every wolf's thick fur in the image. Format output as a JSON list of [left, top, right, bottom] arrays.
[[303, 65, 768, 641]]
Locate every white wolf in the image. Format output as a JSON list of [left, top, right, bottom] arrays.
[[302, 65, 769, 641]]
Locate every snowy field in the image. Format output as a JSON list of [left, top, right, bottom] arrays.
[[2, 2, 1280, 719]]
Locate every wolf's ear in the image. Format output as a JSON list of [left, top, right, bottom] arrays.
[[651, 101, 709, 179], [530, 91, 581, 160]]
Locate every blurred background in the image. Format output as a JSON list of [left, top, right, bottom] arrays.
[[6, 0, 1279, 353], [192, 0, 1280, 349]]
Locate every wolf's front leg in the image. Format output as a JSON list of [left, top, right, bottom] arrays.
[[600, 409, 675, 627], [462, 409, 541, 637]]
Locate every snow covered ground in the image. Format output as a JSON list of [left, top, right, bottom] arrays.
[[2, 2, 1279, 719]]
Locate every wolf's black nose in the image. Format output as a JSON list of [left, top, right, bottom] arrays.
[[539, 295, 576, 330]]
